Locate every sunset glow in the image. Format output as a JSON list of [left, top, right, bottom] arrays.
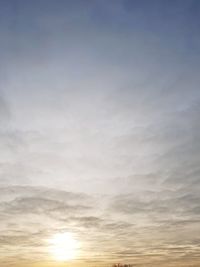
[[48, 232, 79, 261]]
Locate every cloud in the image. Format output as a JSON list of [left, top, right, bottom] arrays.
[[111, 189, 200, 219]]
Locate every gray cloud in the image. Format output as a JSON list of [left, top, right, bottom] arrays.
[[111, 190, 200, 219]]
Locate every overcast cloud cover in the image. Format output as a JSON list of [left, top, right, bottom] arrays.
[[0, 0, 200, 266]]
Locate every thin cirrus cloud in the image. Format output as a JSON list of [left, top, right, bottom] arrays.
[[0, 0, 200, 266]]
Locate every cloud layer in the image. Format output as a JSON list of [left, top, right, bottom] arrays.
[[0, 185, 200, 266]]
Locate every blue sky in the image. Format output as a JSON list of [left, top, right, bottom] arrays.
[[0, 1, 200, 267]]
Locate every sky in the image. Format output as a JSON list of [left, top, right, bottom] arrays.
[[0, 0, 200, 266]]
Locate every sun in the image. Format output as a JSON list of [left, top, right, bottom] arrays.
[[48, 232, 79, 261]]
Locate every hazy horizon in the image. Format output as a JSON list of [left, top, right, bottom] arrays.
[[0, 0, 200, 266]]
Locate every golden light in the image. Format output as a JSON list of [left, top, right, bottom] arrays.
[[48, 232, 79, 261]]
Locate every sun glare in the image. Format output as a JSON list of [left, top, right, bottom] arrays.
[[48, 232, 79, 261]]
